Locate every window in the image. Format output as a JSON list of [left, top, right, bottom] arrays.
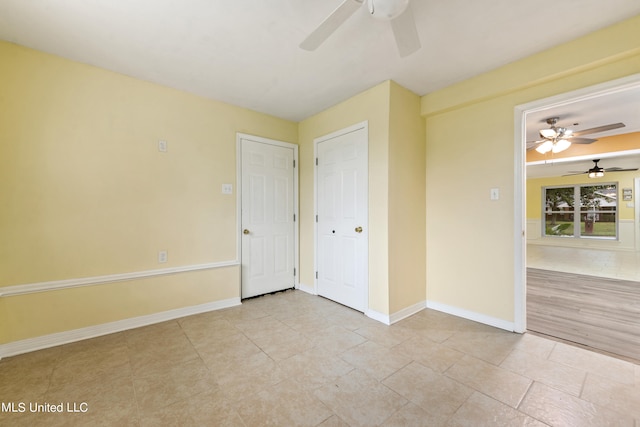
[[543, 183, 617, 239]]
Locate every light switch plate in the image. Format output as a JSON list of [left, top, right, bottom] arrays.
[[222, 184, 233, 194], [490, 188, 500, 200], [158, 140, 168, 152]]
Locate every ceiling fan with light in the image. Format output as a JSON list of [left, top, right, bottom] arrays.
[[299, 0, 421, 58], [527, 117, 626, 154], [563, 159, 638, 178]]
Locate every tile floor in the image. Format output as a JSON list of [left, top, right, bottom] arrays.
[[1, 290, 639, 426], [527, 244, 640, 281]]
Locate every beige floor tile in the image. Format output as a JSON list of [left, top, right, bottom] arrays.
[[214, 351, 286, 402], [3, 289, 639, 426], [443, 330, 520, 365], [124, 320, 184, 345], [382, 402, 450, 426], [445, 355, 532, 408], [134, 357, 218, 415], [448, 391, 546, 427], [393, 314, 457, 343], [232, 315, 288, 337], [326, 306, 373, 331], [512, 333, 556, 359], [49, 342, 131, 388], [318, 415, 350, 427], [178, 316, 241, 347], [218, 305, 270, 325], [197, 333, 263, 372], [127, 333, 201, 378], [44, 372, 139, 426], [392, 336, 464, 373], [549, 342, 637, 385], [139, 389, 241, 427], [581, 372, 640, 419], [308, 324, 367, 355], [280, 311, 329, 335], [519, 381, 634, 426], [61, 331, 127, 354], [248, 326, 315, 361], [277, 348, 354, 390], [382, 361, 473, 417], [353, 323, 415, 348], [339, 340, 412, 381], [315, 369, 407, 427], [500, 348, 587, 396], [234, 379, 333, 426], [0, 347, 61, 401]]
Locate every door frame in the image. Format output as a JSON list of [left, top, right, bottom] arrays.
[[236, 133, 299, 296], [635, 177, 640, 252], [514, 73, 640, 333], [313, 121, 369, 309]]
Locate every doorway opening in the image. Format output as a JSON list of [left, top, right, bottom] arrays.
[[514, 73, 640, 356]]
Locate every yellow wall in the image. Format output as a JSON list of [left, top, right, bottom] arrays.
[[0, 41, 297, 344], [422, 15, 640, 323], [3, 12, 640, 345], [298, 80, 426, 317], [298, 82, 391, 314], [388, 82, 426, 313]]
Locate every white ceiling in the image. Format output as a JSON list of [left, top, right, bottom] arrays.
[[1, 0, 639, 122]]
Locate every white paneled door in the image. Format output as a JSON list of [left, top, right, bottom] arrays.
[[241, 137, 296, 299], [316, 123, 368, 312]]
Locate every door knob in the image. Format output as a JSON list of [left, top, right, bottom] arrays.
[[355, 226, 363, 233], [243, 229, 250, 235]]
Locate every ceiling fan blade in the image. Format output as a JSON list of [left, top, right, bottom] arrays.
[[300, 0, 364, 51], [526, 140, 542, 150], [562, 171, 587, 176], [604, 167, 639, 172], [572, 123, 625, 137], [568, 137, 598, 144], [390, 5, 421, 57]]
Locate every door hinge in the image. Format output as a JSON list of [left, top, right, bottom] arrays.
[[294, 268, 296, 276], [315, 157, 318, 166], [315, 271, 318, 279], [293, 159, 296, 168], [293, 213, 296, 222], [315, 214, 318, 223]]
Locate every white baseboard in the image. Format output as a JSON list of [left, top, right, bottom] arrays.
[[426, 300, 516, 332], [389, 301, 426, 324], [366, 301, 427, 326], [365, 309, 390, 325], [296, 282, 316, 295], [0, 297, 241, 359]]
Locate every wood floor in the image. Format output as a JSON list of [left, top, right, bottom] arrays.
[[527, 268, 640, 361]]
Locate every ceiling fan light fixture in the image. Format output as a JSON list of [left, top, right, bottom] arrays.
[[588, 169, 605, 178], [551, 139, 571, 153], [535, 140, 553, 154], [587, 159, 605, 178], [539, 128, 557, 139], [368, 0, 409, 20]]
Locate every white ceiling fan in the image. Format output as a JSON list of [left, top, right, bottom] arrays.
[[527, 117, 626, 154], [300, 0, 421, 58]]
